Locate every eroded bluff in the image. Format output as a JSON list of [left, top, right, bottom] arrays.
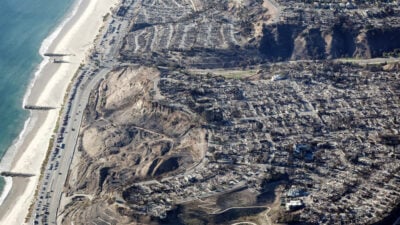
[[117, 0, 400, 65], [61, 63, 400, 225], [62, 66, 206, 224]]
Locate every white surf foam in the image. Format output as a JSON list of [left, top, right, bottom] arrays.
[[22, 0, 84, 107], [0, 0, 84, 206]]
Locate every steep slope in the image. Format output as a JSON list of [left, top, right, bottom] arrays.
[[61, 66, 207, 224]]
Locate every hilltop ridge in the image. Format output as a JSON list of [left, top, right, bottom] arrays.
[[55, 0, 400, 224]]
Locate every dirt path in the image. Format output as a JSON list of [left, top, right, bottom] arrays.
[[263, 0, 281, 24], [336, 57, 400, 64]]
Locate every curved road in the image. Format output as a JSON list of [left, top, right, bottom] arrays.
[[31, 1, 133, 224]]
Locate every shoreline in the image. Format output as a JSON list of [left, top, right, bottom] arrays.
[[0, 0, 86, 206], [0, 0, 85, 209], [0, 0, 119, 223], [0, 177, 12, 206], [22, 0, 84, 108]]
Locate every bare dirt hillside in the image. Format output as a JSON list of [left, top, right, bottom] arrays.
[[62, 66, 207, 224]]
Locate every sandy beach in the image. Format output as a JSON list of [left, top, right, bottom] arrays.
[[0, 0, 119, 224]]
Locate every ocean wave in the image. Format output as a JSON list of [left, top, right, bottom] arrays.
[[0, 116, 34, 172], [0, 177, 12, 207], [22, 0, 84, 107], [0, 116, 34, 207], [0, 0, 84, 206]]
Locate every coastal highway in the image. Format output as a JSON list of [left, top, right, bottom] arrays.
[[31, 3, 132, 224], [32, 66, 111, 225], [32, 37, 123, 225]]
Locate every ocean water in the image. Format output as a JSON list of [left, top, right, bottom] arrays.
[[0, 0, 74, 195]]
